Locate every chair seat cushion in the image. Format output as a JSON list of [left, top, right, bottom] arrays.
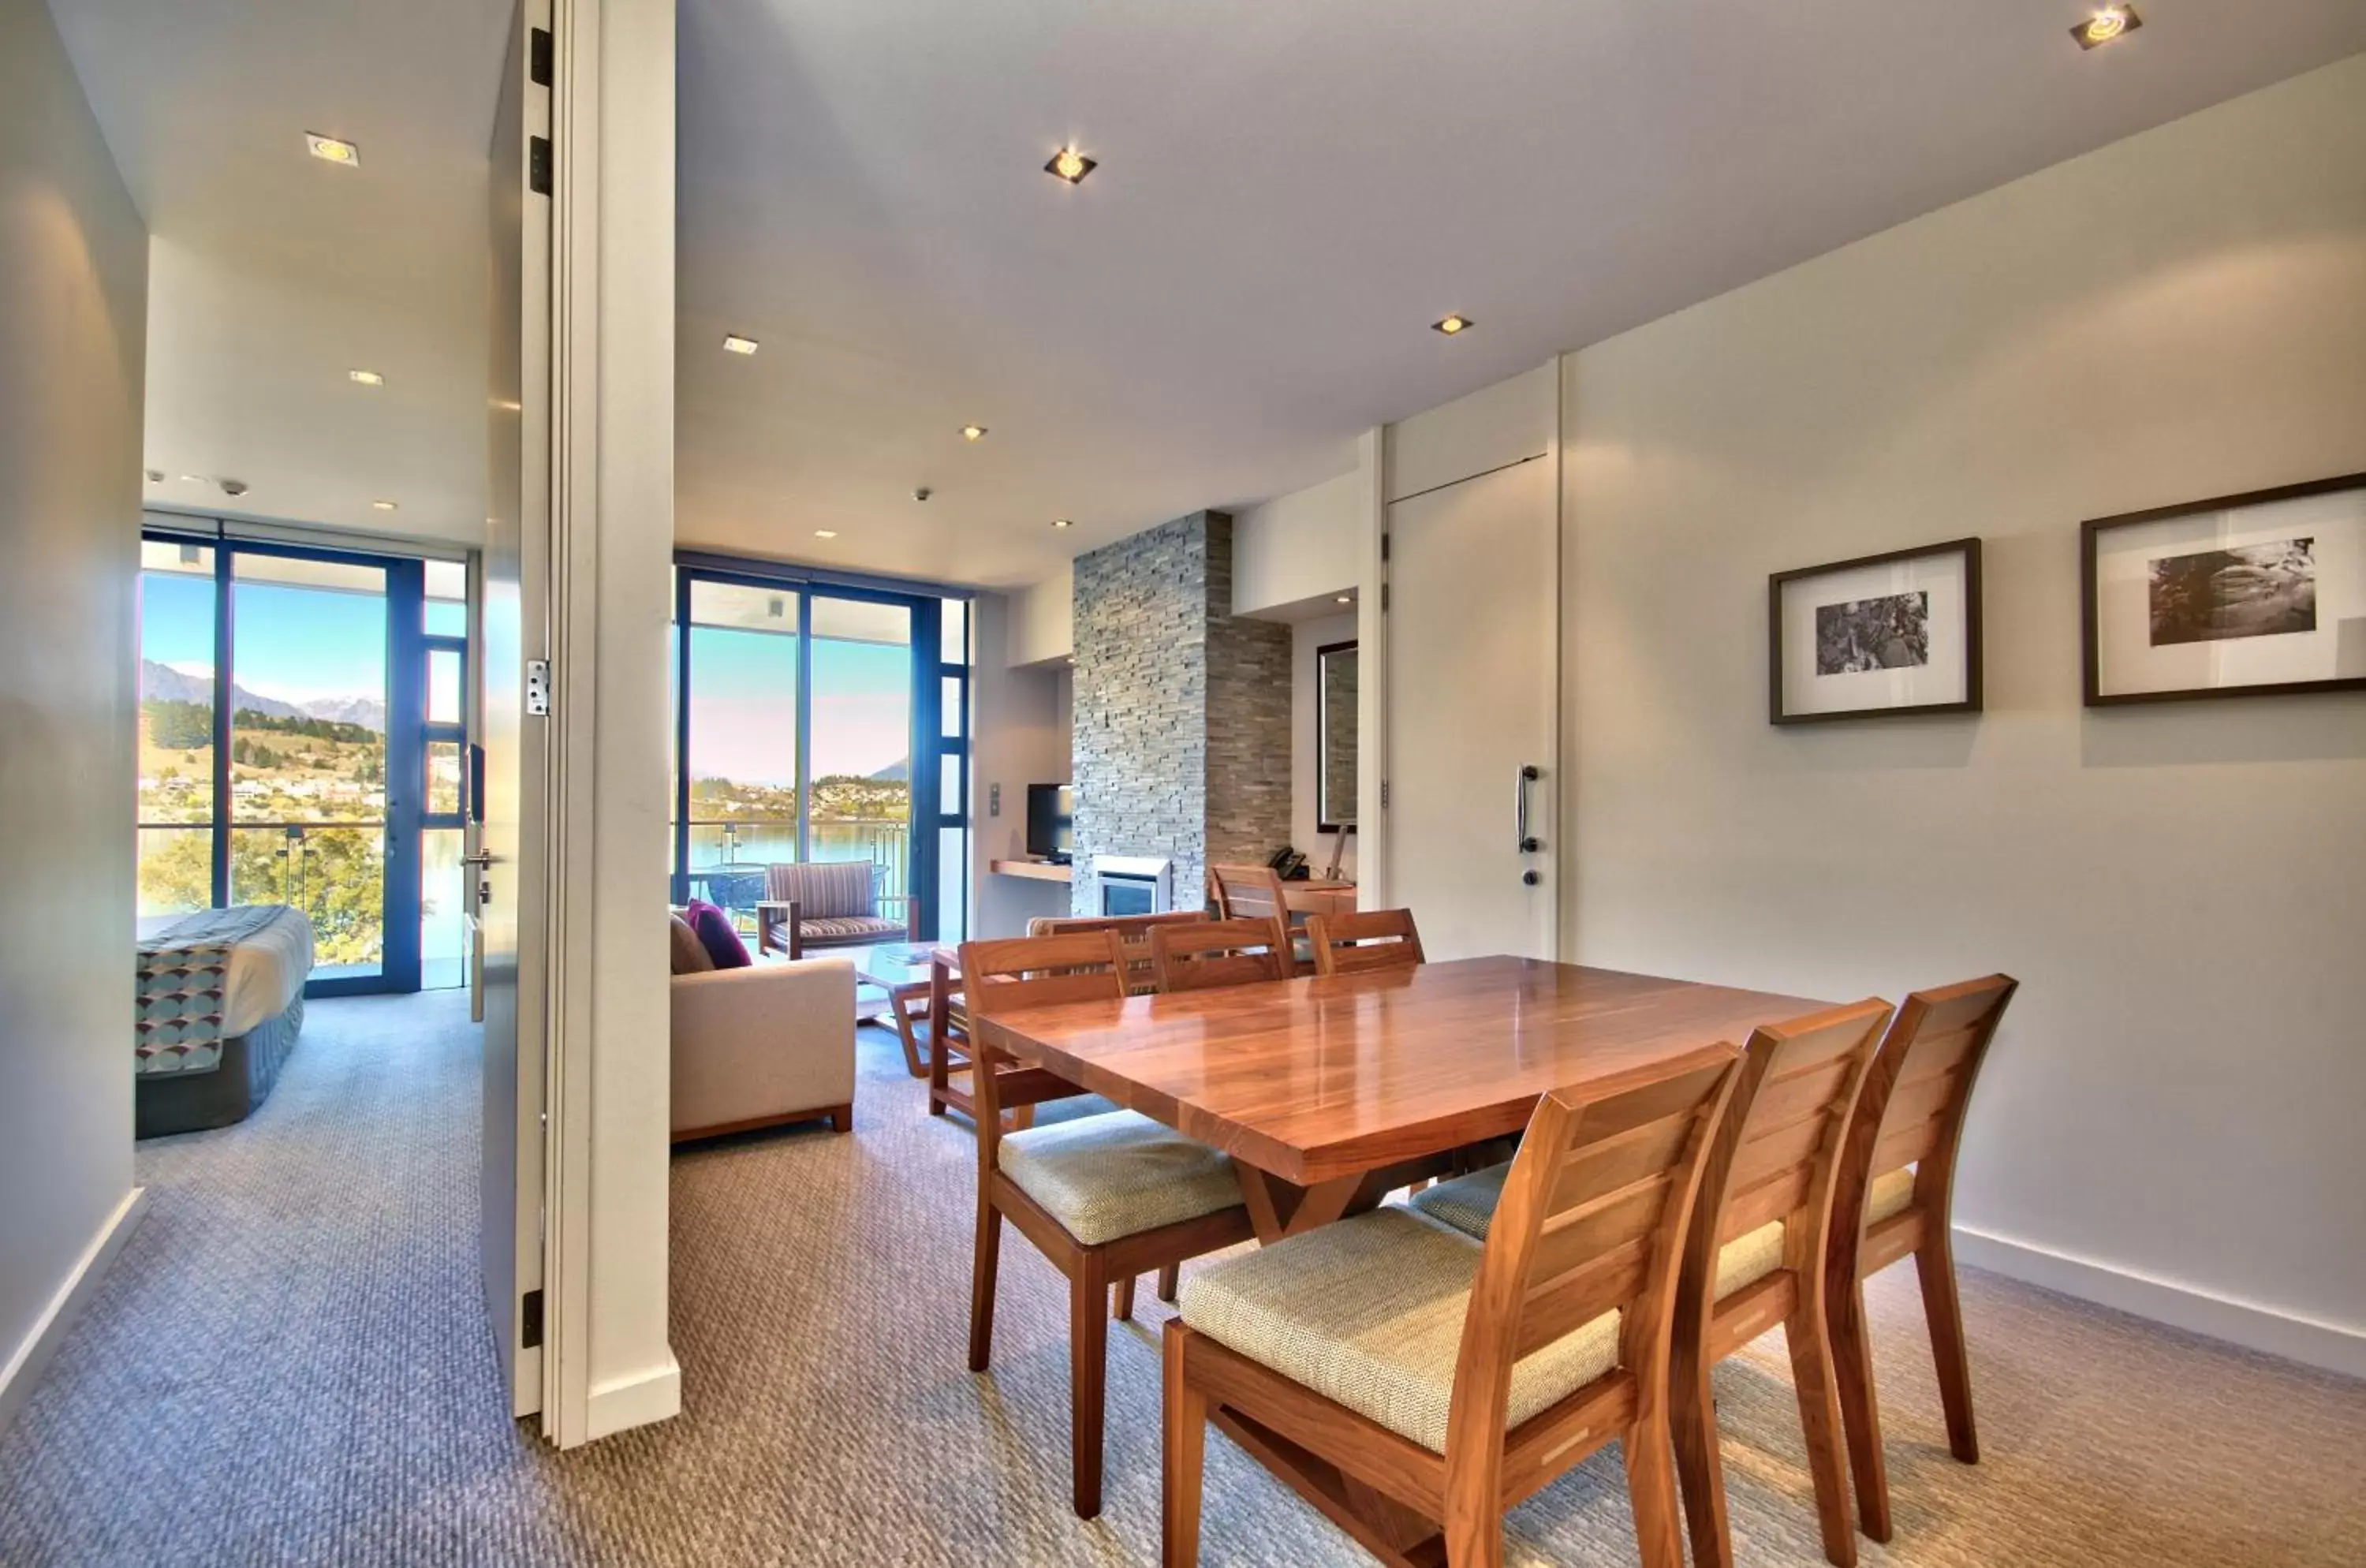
[[1413, 1163, 1924, 1302], [1180, 1208, 1620, 1454], [766, 914, 905, 952], [997, 1110, 1242, 1245]]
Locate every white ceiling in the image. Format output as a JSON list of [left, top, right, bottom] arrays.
[[53, 2, 2366, 584]]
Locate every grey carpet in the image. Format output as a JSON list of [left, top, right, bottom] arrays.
[[3, 990, 2361, 1566]]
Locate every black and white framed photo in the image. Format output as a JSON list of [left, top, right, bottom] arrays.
[[1769, 538, 1982, 724], [2082, 472, 2366, 706]]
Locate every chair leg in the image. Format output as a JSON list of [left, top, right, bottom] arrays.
[[1162, 1323, 1206, 1567], [1623, 1413, 1685, 1568], [1830, 1278, 1894, 1543], [1916, 1238, 1980, 1463], [1786, 1297, 1859, 1567], [1113, 1273, 1136, 1321], [1069, 1251, 1110, 1519], [967, 1201, 1002, 1373], [1670, 1338, 1732, 1568], [1157, 1262, 1181, 1303]]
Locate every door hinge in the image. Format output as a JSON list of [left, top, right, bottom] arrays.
[[1381, 778, 1391, 808], [1380, 582, 1390, 613], [528, 136, 553, 196], [521, 1288, 544, 1350], [525, 658, 552, 716], [1380, 532, 1390, 563], [528, 27, 553, 87]]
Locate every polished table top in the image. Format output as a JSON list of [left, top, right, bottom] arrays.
[[971, 955, 1833, 1184]]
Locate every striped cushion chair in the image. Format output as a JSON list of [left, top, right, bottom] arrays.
[[757, 860, 912, 958]]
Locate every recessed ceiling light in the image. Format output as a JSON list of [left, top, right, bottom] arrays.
[[722, 334, 759, 355], [306, 133, 360, 166], [1044, 146, 1096, 185], [1336, 594, 1353, 604], [2072, 6, 2140, 48], [1431, 314, 1472, 336], [813, 529, 838, 539], [372, 500, 398, 511], [144, 469, 163, 483], [961, 424, 987, 442], [349, 368, 384, 386], [180, 474, 206, 483], [1051, 518, 1074, 529]]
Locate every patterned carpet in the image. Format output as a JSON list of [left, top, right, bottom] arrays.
[[2, 990, 2360, 1566]]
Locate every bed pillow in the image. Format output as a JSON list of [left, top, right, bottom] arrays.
[[668, 913, 715, 976], [684, 900, 752, 970]]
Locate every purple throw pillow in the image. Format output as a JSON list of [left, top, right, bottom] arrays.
[[684, 900, 752, 969]]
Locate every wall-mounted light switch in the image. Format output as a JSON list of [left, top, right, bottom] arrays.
[[989, 783, 1002, 817]]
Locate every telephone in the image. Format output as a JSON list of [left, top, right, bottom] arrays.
[[1267, 846, 1311, 882]]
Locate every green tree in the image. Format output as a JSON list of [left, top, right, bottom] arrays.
[[147, 699, 214, 750]]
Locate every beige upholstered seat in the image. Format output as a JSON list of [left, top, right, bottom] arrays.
[[1179, 1207, 1622, 1454], [1413, 1163, 1919, 1302], [995, 1109, 1242, 1246]]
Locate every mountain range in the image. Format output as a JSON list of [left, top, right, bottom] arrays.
[[140, 659, 388, 734]]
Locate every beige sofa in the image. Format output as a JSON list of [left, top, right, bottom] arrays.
[[670, 957, 856, 1142]]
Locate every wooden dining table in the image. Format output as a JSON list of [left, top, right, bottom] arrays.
[[967, 954, 1834, 1244]]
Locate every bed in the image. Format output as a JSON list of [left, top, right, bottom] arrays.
[[135, 905, 315, 1138]]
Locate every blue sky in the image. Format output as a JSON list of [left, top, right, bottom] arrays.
[[144, 572, 912, 781], [141, 575, 386, 704]]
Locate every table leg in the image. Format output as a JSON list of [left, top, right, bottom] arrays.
[[927, 957, 953, 1117], [886, 980, 928, 1078], [1233, 1168, 1365, 1245]]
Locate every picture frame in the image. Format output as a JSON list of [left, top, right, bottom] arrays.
[[2081, 472, 2366, 707], [1768, 538, 1983, 725]]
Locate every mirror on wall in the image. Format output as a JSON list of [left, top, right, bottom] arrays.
[[1316, 640, 1358, 833]]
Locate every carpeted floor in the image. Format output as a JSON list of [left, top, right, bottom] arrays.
[[2, 991, 2361, 1566]]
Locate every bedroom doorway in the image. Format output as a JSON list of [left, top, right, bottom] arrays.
[[135, 528, 474, 997]]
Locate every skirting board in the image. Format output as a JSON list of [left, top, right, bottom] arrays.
[[584, 1353, 682, 1442], [0, 1185, 150, 1435], [1954, 1223, 2366, 1381]]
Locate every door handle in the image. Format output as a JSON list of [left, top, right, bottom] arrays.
[[463, 850, 501, 868], [1515, 764, 1541, 856]]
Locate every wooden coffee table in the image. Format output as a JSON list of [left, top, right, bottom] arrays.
[[849, 942, 946, 1079]]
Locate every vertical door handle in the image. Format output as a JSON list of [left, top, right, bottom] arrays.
[[1515, 764, 1541, 855]]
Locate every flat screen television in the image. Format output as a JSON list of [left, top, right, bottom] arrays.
[[1025, 784, 1074, 862]]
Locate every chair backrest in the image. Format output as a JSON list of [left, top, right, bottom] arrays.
[[1444, 1045, 1744, 1491], [1304, 908, 1425, 976], [1677, 1001, 1893, 1336], [765, 860, 876, 918], [1207, 862, 1289, 924], [1148, 917, 1289, 993], [1829, 975, 2017, 1272], [1024, 909, 1207, 993], [957, 931, 1129, 1163]]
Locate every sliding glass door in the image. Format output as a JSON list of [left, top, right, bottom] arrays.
[[670, 562, 968, 942], [136, 530, 468, 995]]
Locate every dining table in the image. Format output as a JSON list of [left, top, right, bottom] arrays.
[[965, 953, 1834, 1244]]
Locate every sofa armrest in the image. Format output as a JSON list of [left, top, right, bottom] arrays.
[[670, 958, 855, 1135]]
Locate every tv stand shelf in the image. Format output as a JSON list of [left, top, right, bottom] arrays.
[[990, 859, 1073, 884]]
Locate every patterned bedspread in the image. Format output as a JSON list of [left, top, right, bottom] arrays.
[[136, 905, 296, 1077]]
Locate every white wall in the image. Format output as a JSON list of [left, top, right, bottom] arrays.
[[1292, 614, 1359, 876], [1233, 469, 1360, 615], [969, 593, 1070, 936], [1561, 54, 2366, 1373], [0, 0, 148, 1424], [1007, 561, 1073, 667]]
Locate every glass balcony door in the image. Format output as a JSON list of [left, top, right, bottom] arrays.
[[137, 532, 454, 995], [671, 565, 962, 943]]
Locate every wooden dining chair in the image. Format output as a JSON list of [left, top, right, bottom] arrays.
[[1148, 915, 1290, 994], [1305, 907, 1426, 976], [1824, 975, 2019, 1547], [1029, 908, 1209, 995], [1205, 862, 1289, 924], [1164, 1043, 1745, 1568], [1666, 999, 1894, 1568], [961, 931, 1260, 1521], [1405, 1000, 1893, 1568]]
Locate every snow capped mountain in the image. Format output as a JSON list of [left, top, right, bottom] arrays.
[[140, 659, 387, 734]]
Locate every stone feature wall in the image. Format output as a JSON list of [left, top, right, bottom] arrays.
[[1070, 511, 1293, 915]]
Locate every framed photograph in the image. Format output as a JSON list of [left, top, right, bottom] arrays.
[[1769, 538, 1983, 725], [2082, 472, 2366, 706]]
